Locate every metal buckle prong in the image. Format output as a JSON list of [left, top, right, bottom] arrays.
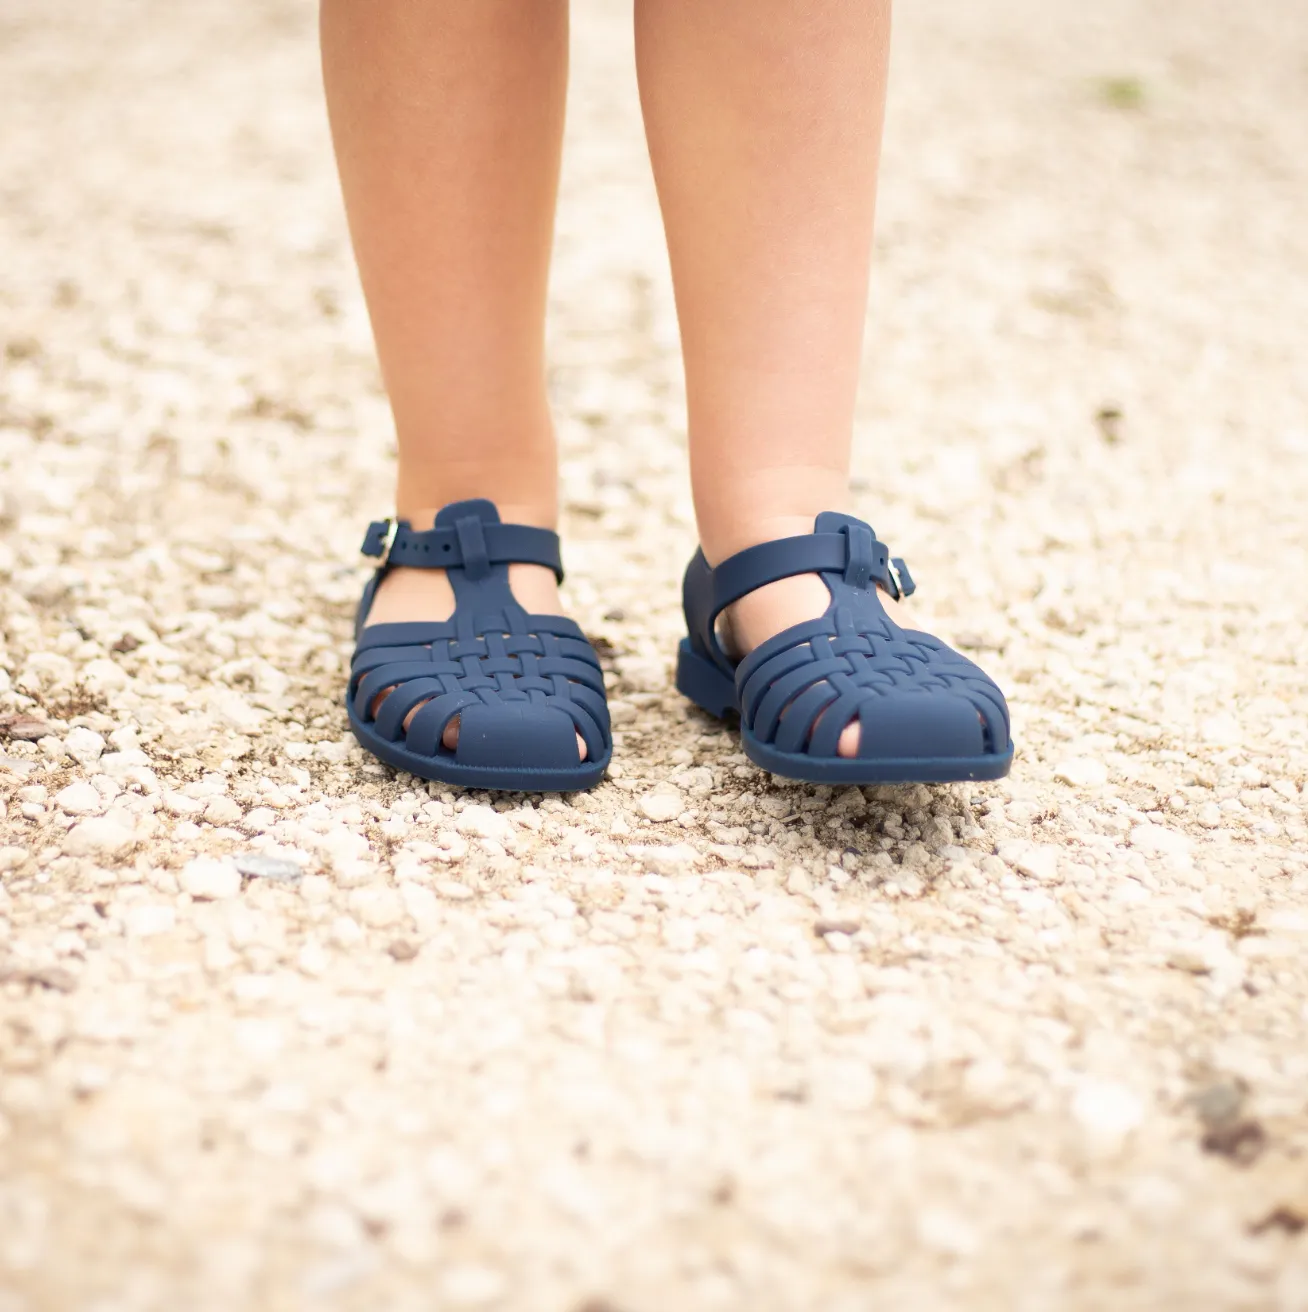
[[375, 518, 399, 569], [886, 558, 906, 602]]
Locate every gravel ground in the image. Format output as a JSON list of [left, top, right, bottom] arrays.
[[2, 2, 1306, 1309]]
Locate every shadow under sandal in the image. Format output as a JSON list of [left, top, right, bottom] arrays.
[[348, 499, 611, 792], [676, 512, 1013, 784]]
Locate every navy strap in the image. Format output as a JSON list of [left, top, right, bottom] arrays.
[[361, 520, 564, 582], [710, 528, 914, 619]]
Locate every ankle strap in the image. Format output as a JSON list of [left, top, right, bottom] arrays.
[[361, 518, 564, 582], [710, 524, 914, 616]]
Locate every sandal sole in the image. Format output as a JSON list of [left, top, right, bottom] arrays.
[[676, 639, 1013, 785], [347, 701, 609, 793]]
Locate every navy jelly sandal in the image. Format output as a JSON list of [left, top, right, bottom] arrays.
[[347, 499, 611, 792], [675, 512, 1013, 784]]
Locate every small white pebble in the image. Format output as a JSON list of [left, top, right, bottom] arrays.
[[241, 807, 278, 833], [629, 843, 700, 874], [297, 939, 330, 977], [63, 727, 106, 764], [329, 915, 364, 947], [638, 788, 684, 823], [347, 885, 403, 929], [1200, 713, 1242, 746], [1071, 1080, 1144, 1154], [62, 817, 137, 860], [1129, 824, 1192, 857], [1167, 939, 1232, 975], [1054, 758, 1108, 789], [203, 796, 243, 827], [996, 840, 1060, 883], [455, 805, 513, 844], [90, 775, 121, 800], [298, 875, 334, 904], [400, 882, 440, 929], [54, 782, 103, 816], [436, 880, 475, 901], [122, 903, 176, 938], [161, 790, 204, 818], [179, 857, 242, 901]]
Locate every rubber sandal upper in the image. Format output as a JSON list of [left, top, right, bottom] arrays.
[[681, 512, 1011, 766], [348, 499, 610, 784]]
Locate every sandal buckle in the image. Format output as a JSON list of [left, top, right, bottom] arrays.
[[885, 557, 916, 601]]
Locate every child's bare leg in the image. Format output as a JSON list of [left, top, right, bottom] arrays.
[[322, 0, 585, 758], [636, 0, 892, 758]]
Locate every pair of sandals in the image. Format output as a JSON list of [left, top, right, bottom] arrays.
[[348, 499, 1012, 792]]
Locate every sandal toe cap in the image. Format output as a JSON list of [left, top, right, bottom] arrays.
[[852, 687, 992, 761], [454, 702, 583, 770]]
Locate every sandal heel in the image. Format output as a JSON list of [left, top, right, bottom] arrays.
[[675, 639, 738, 719]]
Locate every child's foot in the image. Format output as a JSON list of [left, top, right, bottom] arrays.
[[363, 518, 588, 763]]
